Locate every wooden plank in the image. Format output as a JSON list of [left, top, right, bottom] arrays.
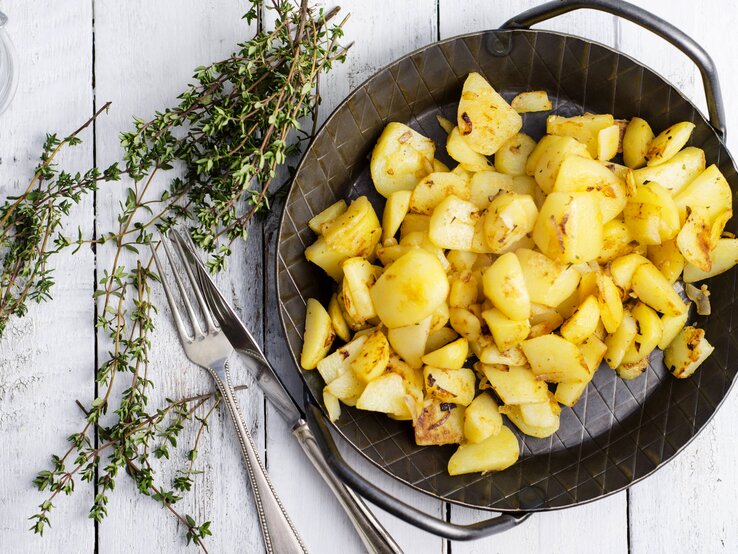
[[437, 2, 628, 552], [0, 1, 95, 551], [263, 1, 445, 552], [93, 1, 267, 551], [618, 3, 738, 553]]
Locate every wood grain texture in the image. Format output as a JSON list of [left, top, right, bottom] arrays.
[[0, 1, 95, 552], [262, 2, 445, 552], [93, 1, 267, 552]]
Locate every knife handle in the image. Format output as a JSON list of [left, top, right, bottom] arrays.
[[292, 420, 404, 554]]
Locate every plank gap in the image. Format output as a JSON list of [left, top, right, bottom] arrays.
[[90, 0, 99, 552]]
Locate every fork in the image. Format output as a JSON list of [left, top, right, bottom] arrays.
[[152, 237, 308, 554]]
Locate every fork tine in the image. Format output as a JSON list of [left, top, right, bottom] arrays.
[[159, 234, 205, 339], [168, 229, 217, 333], [150, 243, 192, 342]]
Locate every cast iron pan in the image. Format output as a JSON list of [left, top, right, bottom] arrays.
[[276, 0, 738, 540]]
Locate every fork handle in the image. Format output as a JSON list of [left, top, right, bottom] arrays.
[[292, 421, 404, 554], [208, 367, 308, 554]]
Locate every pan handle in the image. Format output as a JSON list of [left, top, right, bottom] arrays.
[[304, 398, 531, 541], [502, 0, 727, 139]]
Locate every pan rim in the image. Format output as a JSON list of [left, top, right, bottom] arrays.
[[275, 26, 738, 512]]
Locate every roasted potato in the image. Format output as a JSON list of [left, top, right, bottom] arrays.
[[350, 330, 390, 382], [414, 400, 465, 446], [481, 308, 530, 351], [632, 146, 705, 194], [604, 309, 637, 369], [483, 191, 538, 253], [447, 425, 519, 475], [370, 122, 434, 197], [424, 366, 476, 405], [521, 334, 591, 383], [623, 182, 680, 245], [381, 190, 412, 242], [410, 171, 470, 215], [528, 135, 592, 193], [560, 295, 600, 345], [645, 121, 695, 166], [664, 326, 714, 378], [533, 191, 603, 263], [683, 238, 738, 282], [511, 90, 552, 113], [516, 248, 581, 307], [428, 195, 479, 250], [457, 72, 522, 155], [482, 252, 530, 320], [495, 133, 537, 175], [631, 262, 687, 316], [370, 249, 449, 328], [468, 170, 514, 209], [309, 200, 348, 235], [622, 117, 654, 169], [446, 126, 495, 172], [323, 196, 382, 258], [300, 298, 336, 370], [421, 337, 469, 370], [502, 395, 560, 438], [387, 315, 431, 369], [356, 373, 409, 417], [479, 364, 548, 404], [463, 393, 503, 443], [546, 113, 615, 158]]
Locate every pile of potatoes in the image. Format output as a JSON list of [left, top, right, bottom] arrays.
[[299, 72, 738, 476]]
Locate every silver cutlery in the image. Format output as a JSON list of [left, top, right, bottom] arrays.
[[168, 229, 403, 554], [152, 236, 307, 554]]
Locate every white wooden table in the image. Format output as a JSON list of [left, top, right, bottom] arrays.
[[1, 1, 737, 552]]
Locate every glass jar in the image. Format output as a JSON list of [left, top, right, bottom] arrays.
[[0, 11, 18, 115]]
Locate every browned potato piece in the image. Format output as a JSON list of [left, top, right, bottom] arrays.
[[301, 298, 336, 370], [533, 192, 603, 263], [495, 133, 537, 175], [423, 366, 476, 405], [457, 72, 522, 155], [350, 330, 390, 383], [645, 121, 695, 166], [309, 200, 348, 234], [546, 113, 615, 157], [410, 171, 470, 215], [414, 400, 465, 445], [370, 122, 434, 197], [447, 425, 519, 475], [521, 334, 591, 383], [511, 90, 552, 113], [622, 117, 654, 169], [664, 326, 714, 378]]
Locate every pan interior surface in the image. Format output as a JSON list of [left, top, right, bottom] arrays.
[[277, 29, 738, 511]]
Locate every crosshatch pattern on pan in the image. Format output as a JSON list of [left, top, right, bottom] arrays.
[[277, 29, 738, 512]]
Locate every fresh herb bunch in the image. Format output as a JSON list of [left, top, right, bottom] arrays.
[[0, 102, 119, 336], [29, 0, 347, 550]]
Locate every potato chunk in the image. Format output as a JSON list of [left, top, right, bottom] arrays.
[[309, 200, 347, 234], [421, 337, 469, 370], [446, 127, 494, 172], [381, 190, 412, 242], [479, 364, 548, 404], [482, 252, 530, 320], [370, 249, 449, 328], [495, 133, 537, 175], [481, 308, 530, 351], [356, 373, 409, 417], [414, 400, 465, 446], [533, 191, 603, 263], [683, 238, 738, 282], [503, 396, 560, 438], [448, 426, 519, 475], [521, 334, 591, 383], [428, 195, 479, 250], [645, 121, 695, 166], [483, 191, 538, 253], [528, 135, 592, 193], [623, 182, 680, 245], [424, 366, 476, 406], [560, 295, 600, 345], [387, 315, 431, 369], [323, 196, 381, 258], [464, 393, 502, 443], [350, 330, 390, 383], [674, 164, 733, 224], [370, 122, 434, 197], [511, 90, 552, 113], [664, 326, 714, 379], [457, 72, 522, 155], [633, 146, 705, 194], [631, 263, 687, 316], [300, 298, 336, 370], [546, 113, 615, 157], [410, 171, 470, 215], [516, 248, 581, 307], [622, 117, 654, 169]]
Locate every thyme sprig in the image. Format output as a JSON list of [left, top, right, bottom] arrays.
[[29, 0, 347, 549]]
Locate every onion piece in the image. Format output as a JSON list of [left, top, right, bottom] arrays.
[[685, 283, 711, 316]]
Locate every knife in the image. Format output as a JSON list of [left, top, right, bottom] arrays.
[[170, 230, 403, 554]]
